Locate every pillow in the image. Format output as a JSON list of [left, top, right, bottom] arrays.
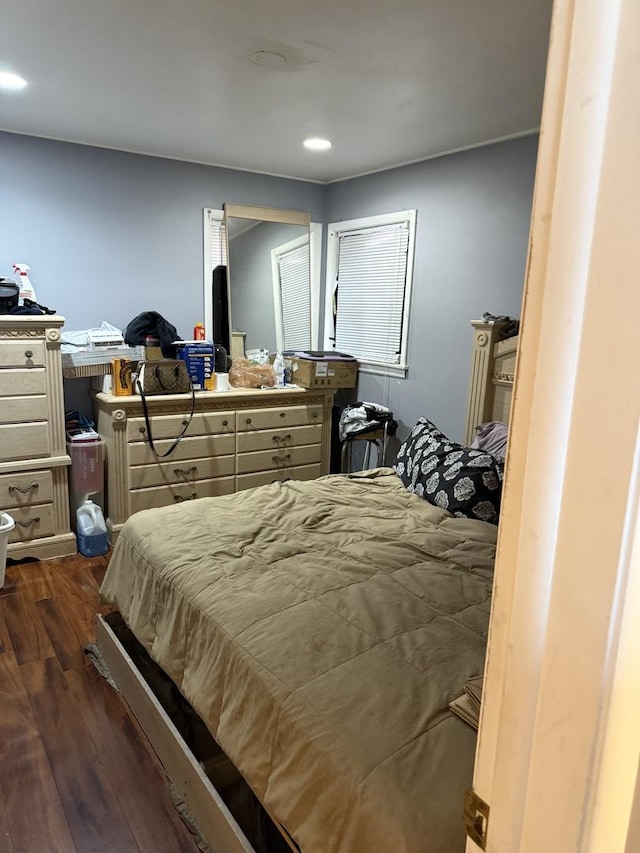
[[393, 418, 504, 524], [470, 421, 509, 460]]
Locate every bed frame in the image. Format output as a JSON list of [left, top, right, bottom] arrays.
[[96, 318, 518, 853], [96, 616, 258, 852], [465, 319, 518, 445], [98, 613, 305, 852]]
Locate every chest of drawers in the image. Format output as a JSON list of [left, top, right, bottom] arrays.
[[94, 387, 334, 542], [0, 316, 76, 559]]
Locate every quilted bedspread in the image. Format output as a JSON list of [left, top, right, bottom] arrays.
[[100, 468, 496, 853]]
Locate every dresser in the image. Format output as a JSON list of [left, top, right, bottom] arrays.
[[0, 316, 76, 559], [93, 386, 334, 542]]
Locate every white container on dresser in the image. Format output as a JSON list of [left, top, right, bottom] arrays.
[[93, 386, 335, 542], [0, 315, 76, 559]]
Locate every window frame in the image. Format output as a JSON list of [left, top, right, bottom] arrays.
[[269, 222, 322, 351], [323, 210, 416, 378], [271, 232, 311, 352]]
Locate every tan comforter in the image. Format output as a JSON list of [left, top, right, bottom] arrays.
[[101, 469, 496, 853]]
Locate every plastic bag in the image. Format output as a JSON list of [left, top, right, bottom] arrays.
[[245, 348, 270, 365], [339, 402, 397, 441], [229, 357, 276, 388]]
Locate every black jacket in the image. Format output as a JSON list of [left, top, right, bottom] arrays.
[[124, 311, 181, 357]]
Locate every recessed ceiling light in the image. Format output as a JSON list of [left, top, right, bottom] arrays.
[[0, 71, 29, 91], [250, 51, 287, 68], [303, 138, 332, 152]]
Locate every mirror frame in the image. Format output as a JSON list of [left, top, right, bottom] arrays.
[[224, 203, 310, 228], [223, 203, 312, 355]]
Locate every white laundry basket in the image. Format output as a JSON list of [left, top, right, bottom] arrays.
[[0, 512, 15, 588]]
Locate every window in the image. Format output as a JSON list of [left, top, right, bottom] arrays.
[[271, 234, 312, 350], [324, 210, 416, 377], [202, 208, 227, 340]]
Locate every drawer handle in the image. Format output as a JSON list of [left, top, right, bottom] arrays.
[[173, 466, 197, 477], [15, 517, 40, 528], [174, 493, 197, 503], [25, 349, 33, 359], [222, 419, 229, 426], [272, 453, 291, 465], [9, 482, 39, 495], [279, 412, 286, 418], [245, 418, 252, 425], [139, 426, 146, 434], [272, 434, 291, 446]]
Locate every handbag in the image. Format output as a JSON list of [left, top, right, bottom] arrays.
[[135, 360, 195, 458], [136, 359, 191, 395]]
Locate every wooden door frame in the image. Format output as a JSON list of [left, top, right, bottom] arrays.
[[469, 0, 640, 849]]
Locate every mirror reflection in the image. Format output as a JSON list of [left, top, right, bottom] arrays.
[[225, 207, 311, 355]]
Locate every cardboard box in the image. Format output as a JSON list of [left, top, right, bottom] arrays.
[[290, 356, 358, 389], [176, 342, 215, 391]]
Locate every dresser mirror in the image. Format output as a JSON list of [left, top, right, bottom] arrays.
[[224, 203, 312, 356]]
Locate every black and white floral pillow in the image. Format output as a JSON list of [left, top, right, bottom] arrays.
[[393, 418, 504, 524]]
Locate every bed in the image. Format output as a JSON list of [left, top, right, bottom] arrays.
[[464, 318, 518, 445], [97, 319, 518, 853]]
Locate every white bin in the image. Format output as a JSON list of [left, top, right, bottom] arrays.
[[0, 512, 15, 588]]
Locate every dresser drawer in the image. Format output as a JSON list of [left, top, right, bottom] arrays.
[[0, 470, 53, 509], [8, 503, 54, 543], [236, 463, 322, 492], [0, 422, 50, 462], [127, 410, 235, 442], [130, 476, 236, 514], [0, 340, 45, 369], [128, 433, 236, 466], [0, 395, 48, 425], [236, 404, 323, 432], [0, 368, 47, 398], [130, 455, 235, 490], [236, 423, 323, 453], [237, 443, 322, 475]]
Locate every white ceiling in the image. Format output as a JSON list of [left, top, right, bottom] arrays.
[[0, 0, 553, 183]]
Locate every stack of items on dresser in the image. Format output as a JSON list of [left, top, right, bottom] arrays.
[[62, 321, 144, 385], [0, 264, 57, 316], [62, 309, 360, 398], [283, 350, 358, 389], [64, 313, 231, 395]]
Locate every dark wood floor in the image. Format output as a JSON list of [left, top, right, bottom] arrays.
[[0, 553, 198, 853]]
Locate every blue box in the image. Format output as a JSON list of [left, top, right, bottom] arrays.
[[175, 342, 215, 391]]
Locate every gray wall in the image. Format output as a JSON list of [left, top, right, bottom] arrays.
[[326, 135, 537, 443], [1, 131, 536, 441], [0, 132, 324, 338]]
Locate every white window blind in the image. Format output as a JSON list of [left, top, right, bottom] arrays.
[[206, 209, 227, 271], [333, 221, 411, 365], [203, 208, 228, 340], [278, 242, 311, 350]]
